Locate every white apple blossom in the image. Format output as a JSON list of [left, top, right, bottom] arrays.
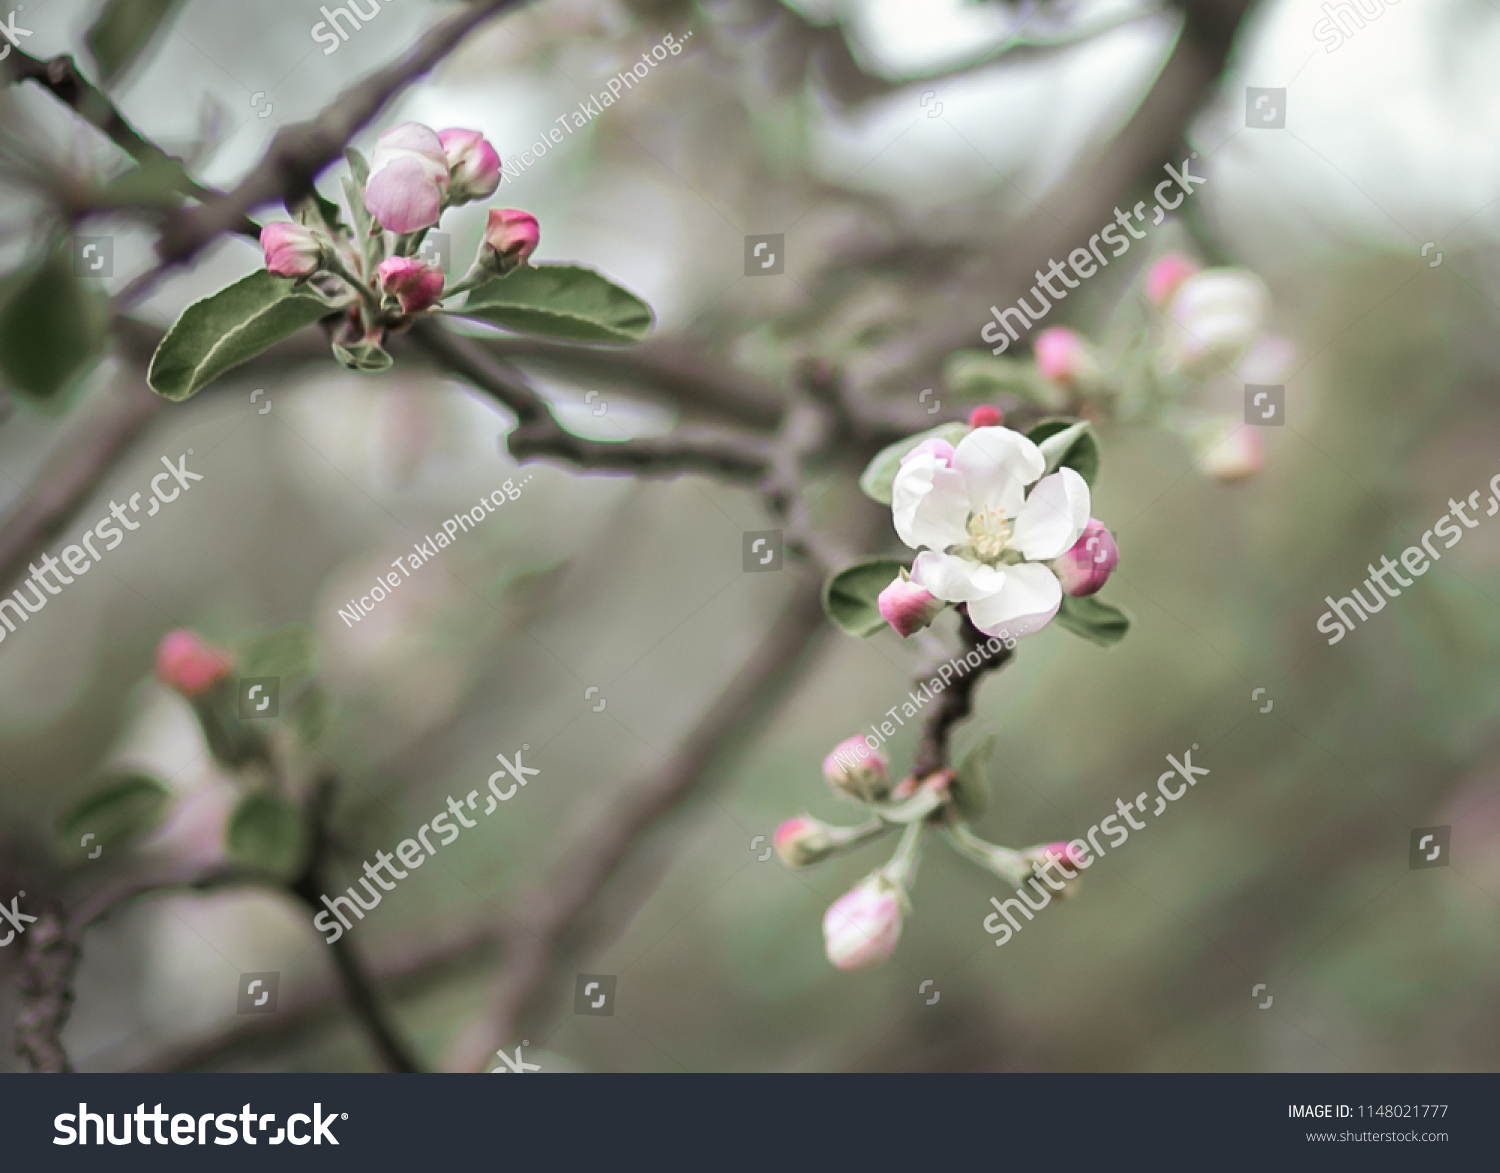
[[889, 427, 1090, 638]]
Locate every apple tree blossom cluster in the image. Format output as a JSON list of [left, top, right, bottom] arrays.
[[943, 252, 1291, 486], [800, 410, 1126, 969], [146, 122, 652, 401]]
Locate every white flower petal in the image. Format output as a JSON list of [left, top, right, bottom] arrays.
[[911, 551, 1007, 603], [966, 562, 1062, 638], [1013, 468, 1090, 561], [891, 455, 970, 551], [953, 426, 1044, 515]]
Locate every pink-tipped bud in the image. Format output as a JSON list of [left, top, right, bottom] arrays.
[[260, 221, 325, 279], [822, 736, 891, 804], [968, 405, 1003, 429], [774, 817, 832, 867], [365, 122, 451, 234], [436, 128, 502, 205], [155, 629, 234, 697], [376, 256, 446, 315], [1190, 418, 1265, 483], [878, 570, 944, 638], [1034, 327, 1097, 386], [481, 208, 540, 275], [1146, 252, 1200, 306], [1200, 425, 1264, 483], [1052, 519, 1118, 597], [1022, 841, 1087, 897], [823, 876, 904, 970]]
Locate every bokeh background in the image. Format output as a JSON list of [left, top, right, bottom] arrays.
[[2, 0, 1499, 1071]]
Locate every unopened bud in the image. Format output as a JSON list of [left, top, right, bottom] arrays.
[[822, 736, 891, 804], [1145, 251, 1200, 306], [260, 221, 325, 279], [1034, 326, 1099, 386], [877, 570, 944, 638], [774, 817, 832, 867], [1190, 418, 1264, 483], [437, 128, 502, 205], [822, 875, 904, 970], [376, 256, 445, 315], [967, 405, 1003, 429], [155, 629, 234, 697], [1052, 519, 1118, 597], [480, 208, 540, 275]]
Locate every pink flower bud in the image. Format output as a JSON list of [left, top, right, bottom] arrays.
[[481, 208, 540, 274], [823, 876, 903, 970], [968, 405, 1003, 429], [1022, 841, 1087, 896], [1034, 327, 1097, 386], [365, 122, 451, 234], [1146, 252, 1200, 306], [437, 128, 502, 205], [877, 571, 944, 638], [1198, 423, 1264, 483], [155, 629, 234, 697], [1052, 519, 1118, 597], [376, 256, 446, 315], [260, 221, 324, 278], [822, 736, 891, 804], [774, 817, 832, 867]]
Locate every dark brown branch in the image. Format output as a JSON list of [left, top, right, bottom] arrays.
[[290, 776, 422, 1073], [911, 613, 1012, 779]]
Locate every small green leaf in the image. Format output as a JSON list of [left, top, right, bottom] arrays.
[[1027, 418, 1099, 488], [954, 732, 998, 819], [87, 0, 185, 83], [944, 350, 1069, 411], [332, 338, 393, 372], [227, 793, 307, 876], [290, 189, 345, 236], [445, 265, 654, 344], [237, 625, 316, 684], [823, 559, 908, 638], [1053, 594, 1130, 647], [148, 271, 339, 401], [857, 421, 971, 505], [0, 249, 107, 402], [57, 773, 170, 848]]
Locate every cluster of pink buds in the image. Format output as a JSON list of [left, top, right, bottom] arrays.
[[257, 122, 540, 367], [776, 725, 1075, 972]]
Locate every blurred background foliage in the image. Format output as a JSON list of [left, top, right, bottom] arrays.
[[1, 0, 1499, 1071]]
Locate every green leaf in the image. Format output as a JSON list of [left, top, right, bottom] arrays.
[[226, 793, 307, 876], [857, 421, 971, 505], [341, 150, 385, 275], [1053, 594, 1130, 647], [86, 0, 186, 83], [823, 559, 908, 638], [944, 350, 1068, 411], [1027, 418, 1100, 488], [57, 773, 170, 848], [332, 338, 393, 372], [147, 271, 339, 401], [237, 625, 316, 684], [445, 265, 654, 344], [954, 732, 998, 819], [0, 249, 107, 402], [100, 158, 197, 210], [290, 189, 345, 236]]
